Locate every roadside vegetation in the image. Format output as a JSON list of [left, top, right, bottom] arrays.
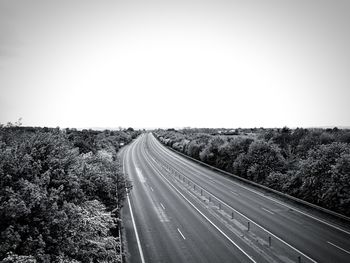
[[0, 123, 140, 262], [154, 127, 350, 217]]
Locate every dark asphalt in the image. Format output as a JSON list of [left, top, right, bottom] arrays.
[[121, 133, 350, 263]]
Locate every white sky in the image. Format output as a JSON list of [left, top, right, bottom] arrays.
[[0, 0, 350, 129]]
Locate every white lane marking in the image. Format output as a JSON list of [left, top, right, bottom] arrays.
[[261, 207, 275, 215], [177, 228, 186, 240], [160, 202, 165, 210], [145, 155, 256, 263], [155, 205, 170, 222], [123, 147, 146, 263], [136, 167, 146, 183], [151, 134, 350, 236], [148, 135, 317, 263], [247, 189, 350, 235], [231, 191, 239, 196], [327, 241, 350, 255], [150, 186, 154, 192], [127, 194, 146, 263], [132, 141, 170, 224]]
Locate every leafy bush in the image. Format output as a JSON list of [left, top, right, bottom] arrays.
[[0, 126, 136, 262], [154, 128, 350, 216]]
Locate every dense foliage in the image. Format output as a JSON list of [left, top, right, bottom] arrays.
[[155, 127, 350, 216], [0, 125, 140, 262]]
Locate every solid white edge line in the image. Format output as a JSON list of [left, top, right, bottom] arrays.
[[148, 134, 318, 263], [177, 228, 186, 240], [144, 152, 257, 263], [327, 241, 350, 255], [151, 133, 350, 236], [127, 194, 146, 263], [123, 147, 146, 263]]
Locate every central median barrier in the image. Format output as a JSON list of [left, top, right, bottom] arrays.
[[145, 143, 318, 263]]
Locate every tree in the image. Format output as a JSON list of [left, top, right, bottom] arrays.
[[154, 128, 350, 216], [298, 143, 350, 213], [295, 130, 322, 158], [186, 140, 203, 160], [326, 153, 350, 215], [272, 127, 292, 157], [55, 200, 118, 262], [234, 140, 286, 183], [199, 137, 226, 165], [0, 126, 130, 262]]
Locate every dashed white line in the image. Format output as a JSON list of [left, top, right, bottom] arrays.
[[252, 190, 350, 235], [177, 228, 186, 240], [148, 135, 317, 263], [136, 167, 146, 183], [231, 191, 239, 196], [261, 207, 275, 215], [150, 187, 154, 192], [145, 155, 256, 263], [327, 241, 350, 255], [160, 203, 165, 210]]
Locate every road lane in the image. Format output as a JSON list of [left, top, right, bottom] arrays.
[[121, 134, 263, 263], [139, 151, 258, 262], [147, 133, 350, 263], [126, 192, 145, 263], [123, 138, 189, 263]]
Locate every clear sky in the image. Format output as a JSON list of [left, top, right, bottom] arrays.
[[1, 0, 349, 129]]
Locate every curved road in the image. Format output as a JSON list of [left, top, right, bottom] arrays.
[[121, 133, 350, 263]]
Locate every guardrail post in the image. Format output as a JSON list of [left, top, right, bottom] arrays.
[[231, 211, 234, 219], [268, 236, 271, 247], [219, 203, 221, 210], [298, 256, 301, 263], [209, 196, 211, 202], [247, 221, 250, 231], [201, 189, 203, 196], [193, 184, 195, 190]]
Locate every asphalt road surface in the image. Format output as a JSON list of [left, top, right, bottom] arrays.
[[120, 133, 350, 263]]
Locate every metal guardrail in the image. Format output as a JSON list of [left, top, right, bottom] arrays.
[[146, 148, 316, 263]]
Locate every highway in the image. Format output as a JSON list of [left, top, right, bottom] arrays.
[[121, 133, 350, 263]]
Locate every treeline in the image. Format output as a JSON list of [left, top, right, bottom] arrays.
[[0, 124, 140, 262], [154, 127, 350, 216]]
